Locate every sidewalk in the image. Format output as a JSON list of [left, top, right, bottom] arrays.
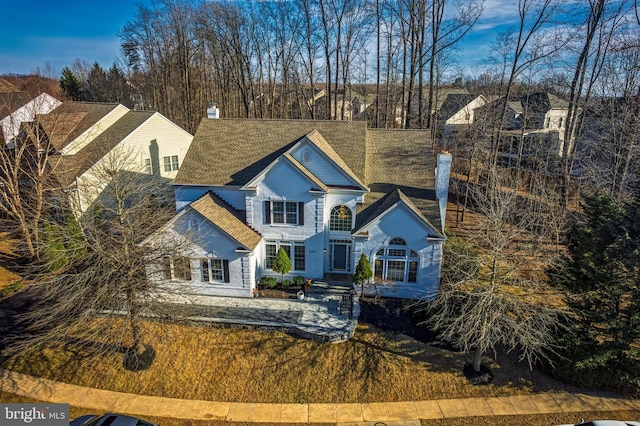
[[2, 368, 639, 423]]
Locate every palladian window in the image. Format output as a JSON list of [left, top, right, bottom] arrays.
[[373, 238, 419, 283], [329, 205, 353, 231]]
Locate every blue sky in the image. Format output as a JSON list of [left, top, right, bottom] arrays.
[[0, 0, 149, 75], [0, 0, 556, 78]]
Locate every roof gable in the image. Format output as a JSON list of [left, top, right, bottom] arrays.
[[354, 189, 443, 238], [190, 192, 262, 250], [43, 102, 127, 152], [51, 111, 155, 186], [438, 93, 479, 120], [242, 152, 329, 192], [287, 130, 367, 190]]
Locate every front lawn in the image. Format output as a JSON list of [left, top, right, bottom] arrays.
[[2, 318, 582, 404]]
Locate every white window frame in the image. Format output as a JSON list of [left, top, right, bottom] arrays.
[[373, 240, 419, 283], [272, 201, 299, 225], [264, 240, 306, 272], [162, 256, 192, 281], [163, 155, 179, 172], [144, 158, 152, 174], [329, 205, 353, 232], [201, 258, 225, 283]]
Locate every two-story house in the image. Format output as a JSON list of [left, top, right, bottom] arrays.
[[473, 92, 571, 169], [142, 119, 451, 300], [29, 102, 193, 214]]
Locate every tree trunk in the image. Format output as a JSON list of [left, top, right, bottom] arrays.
[[473, 348, 483, 372]]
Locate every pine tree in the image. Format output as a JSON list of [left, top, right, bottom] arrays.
[[59, 67, 82, 100], [353, 253, 373, 296], [272, 247, 291, 283]]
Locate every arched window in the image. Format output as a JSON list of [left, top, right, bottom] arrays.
[[330, 205, 353, 231], [389, 237, 406, 245], [373, 240, 419, 283]]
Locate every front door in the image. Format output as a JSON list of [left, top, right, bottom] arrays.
[[330, 240, 352, 272], [333, 245, 347, 271]]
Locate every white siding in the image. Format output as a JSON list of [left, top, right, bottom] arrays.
[[73, 112, 193, 213], [148, 209, 256, 298], [445, 95, 488, 126], [129, 113, 193, 179], [250, 160, 326, 280], [63, 104, 129, 155]]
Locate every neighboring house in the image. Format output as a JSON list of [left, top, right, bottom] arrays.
[[314, 86, 374, 121], [0, 91, 61, 146], [473, 92, 571, 168], [438, 93, 489, 138], [28, 101, 193, 213], [143, 119, 451, 300]]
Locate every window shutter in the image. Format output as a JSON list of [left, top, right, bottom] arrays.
[[223, 260, 230, 283], [298, 202, 304, 225], [264, 201, 271, 224]]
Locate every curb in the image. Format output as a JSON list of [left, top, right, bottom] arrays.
[[2, 368, 640, 423]]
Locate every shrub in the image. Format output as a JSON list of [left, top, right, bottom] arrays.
[[272, 247, 291, 283], [260, 276, 277, 288], [293, 276, 304, 286], [282, 279, 292, 289]]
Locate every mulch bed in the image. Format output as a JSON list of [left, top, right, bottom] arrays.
[[358, 297, 438, 344]]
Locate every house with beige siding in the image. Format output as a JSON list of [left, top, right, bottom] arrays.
[[143, 119, 451, 300], [31, 102, 193, 213]]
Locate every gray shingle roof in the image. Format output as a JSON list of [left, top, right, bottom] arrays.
[[51, 110, 155, 186], [437, 94, 479, 121], [174, 119, 368, 186], [190, 192, 262, 250], [41, 102, 122, 151]]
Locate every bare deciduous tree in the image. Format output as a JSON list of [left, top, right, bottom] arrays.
[[426, 168, 564, 373], [4, 146, 190, 370]]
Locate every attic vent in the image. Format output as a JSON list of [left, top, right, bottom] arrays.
[[302, 150, 311, 162]]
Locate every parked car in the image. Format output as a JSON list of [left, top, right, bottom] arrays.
[[558, 421, 640, 426], [69, 413, 157, 426]]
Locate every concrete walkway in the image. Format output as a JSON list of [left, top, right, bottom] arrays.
[[2, 368, 639, 423]]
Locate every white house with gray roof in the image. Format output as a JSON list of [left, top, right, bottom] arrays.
[[143, 119, 451, 300]]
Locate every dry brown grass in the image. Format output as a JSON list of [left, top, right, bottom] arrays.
[[3, 318, 581, 404], [0, 232, 21, 292]]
